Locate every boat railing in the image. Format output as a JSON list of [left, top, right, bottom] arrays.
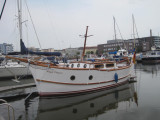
[[0, 99, 15, 120]]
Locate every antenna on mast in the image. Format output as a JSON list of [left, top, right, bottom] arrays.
[[79, 26, 93, 61]]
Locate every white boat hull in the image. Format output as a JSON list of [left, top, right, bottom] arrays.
[[28, 64, 131, 96], [0, 65, 31, 78]]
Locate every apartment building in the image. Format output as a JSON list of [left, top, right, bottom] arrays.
[[0, 43, 13, 54]]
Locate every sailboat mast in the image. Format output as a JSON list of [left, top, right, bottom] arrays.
[[17, 0, 23, 41], [132, 14, 135, 49], [113, 16, 117, 41], [81, 26, 89, 61]]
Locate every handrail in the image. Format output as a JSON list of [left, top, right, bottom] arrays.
[[0, 99, 7, 103], [0, 99, 15, 120]]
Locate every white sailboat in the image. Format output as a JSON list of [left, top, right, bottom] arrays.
[[0, 59, 31, 78], [0, 0, 31, 79], [7, 25, 135, 96]]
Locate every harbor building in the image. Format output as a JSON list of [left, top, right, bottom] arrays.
[[97, 36, 160, 55], [64, 48, 81, 58], [138, 36, 160, 51], [0, 43, 13, 55], [79, 46, 97, 55]]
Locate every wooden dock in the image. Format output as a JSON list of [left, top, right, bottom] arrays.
[[0, 83, 36, 92]]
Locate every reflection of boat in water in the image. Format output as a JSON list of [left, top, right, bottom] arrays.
[[35, 83, 137, 120], [136, 63, 160, 73], [0, 82, 137, 120]]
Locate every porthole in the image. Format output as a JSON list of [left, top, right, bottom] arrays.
[[66, 64, 69, 67], [77, 63, 80, 68], [70, 75, 75, 80], [89, 75, 93, 80], [71, 64, 74, 68], [83, 64, 87, 68]]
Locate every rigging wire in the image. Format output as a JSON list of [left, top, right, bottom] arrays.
[[115, 21, 124, 40], [0, 0, 7, 20], [113, 16, 126, 49], [24, 0, 42, 50]]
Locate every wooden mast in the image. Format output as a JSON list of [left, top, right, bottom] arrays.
[[81, 26, 89, 61], [80, 26, 93, 61]]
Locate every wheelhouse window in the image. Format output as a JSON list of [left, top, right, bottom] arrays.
[[106, 63, 114, 67], [94, 64, 104, 68]]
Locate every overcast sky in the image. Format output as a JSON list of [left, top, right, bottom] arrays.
[[0, 0, 160, 51]]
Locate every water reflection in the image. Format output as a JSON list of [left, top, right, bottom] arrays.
[[2, 63, 160, 120], [0, 82, 137, 120], [34, 83, 137, 120], [136, 63, 160, 75]]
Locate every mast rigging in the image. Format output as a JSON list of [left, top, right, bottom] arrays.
[[0, 0, 7, 20]]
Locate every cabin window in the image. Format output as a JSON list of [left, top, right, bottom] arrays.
[[95, 64, 104, 68], [77, 63, 80, 68], [151, 53, 156, 55], [71, 64, 74, 68], [84, 64, 87, 68], [70, 75, 75, 80], [106, 63, 114, 67], [89, 75, 93, 80]]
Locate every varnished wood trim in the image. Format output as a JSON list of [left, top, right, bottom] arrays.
[[6, 56, 131, 71]]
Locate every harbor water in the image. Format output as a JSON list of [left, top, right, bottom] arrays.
[[0, 63, 160, 120]]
